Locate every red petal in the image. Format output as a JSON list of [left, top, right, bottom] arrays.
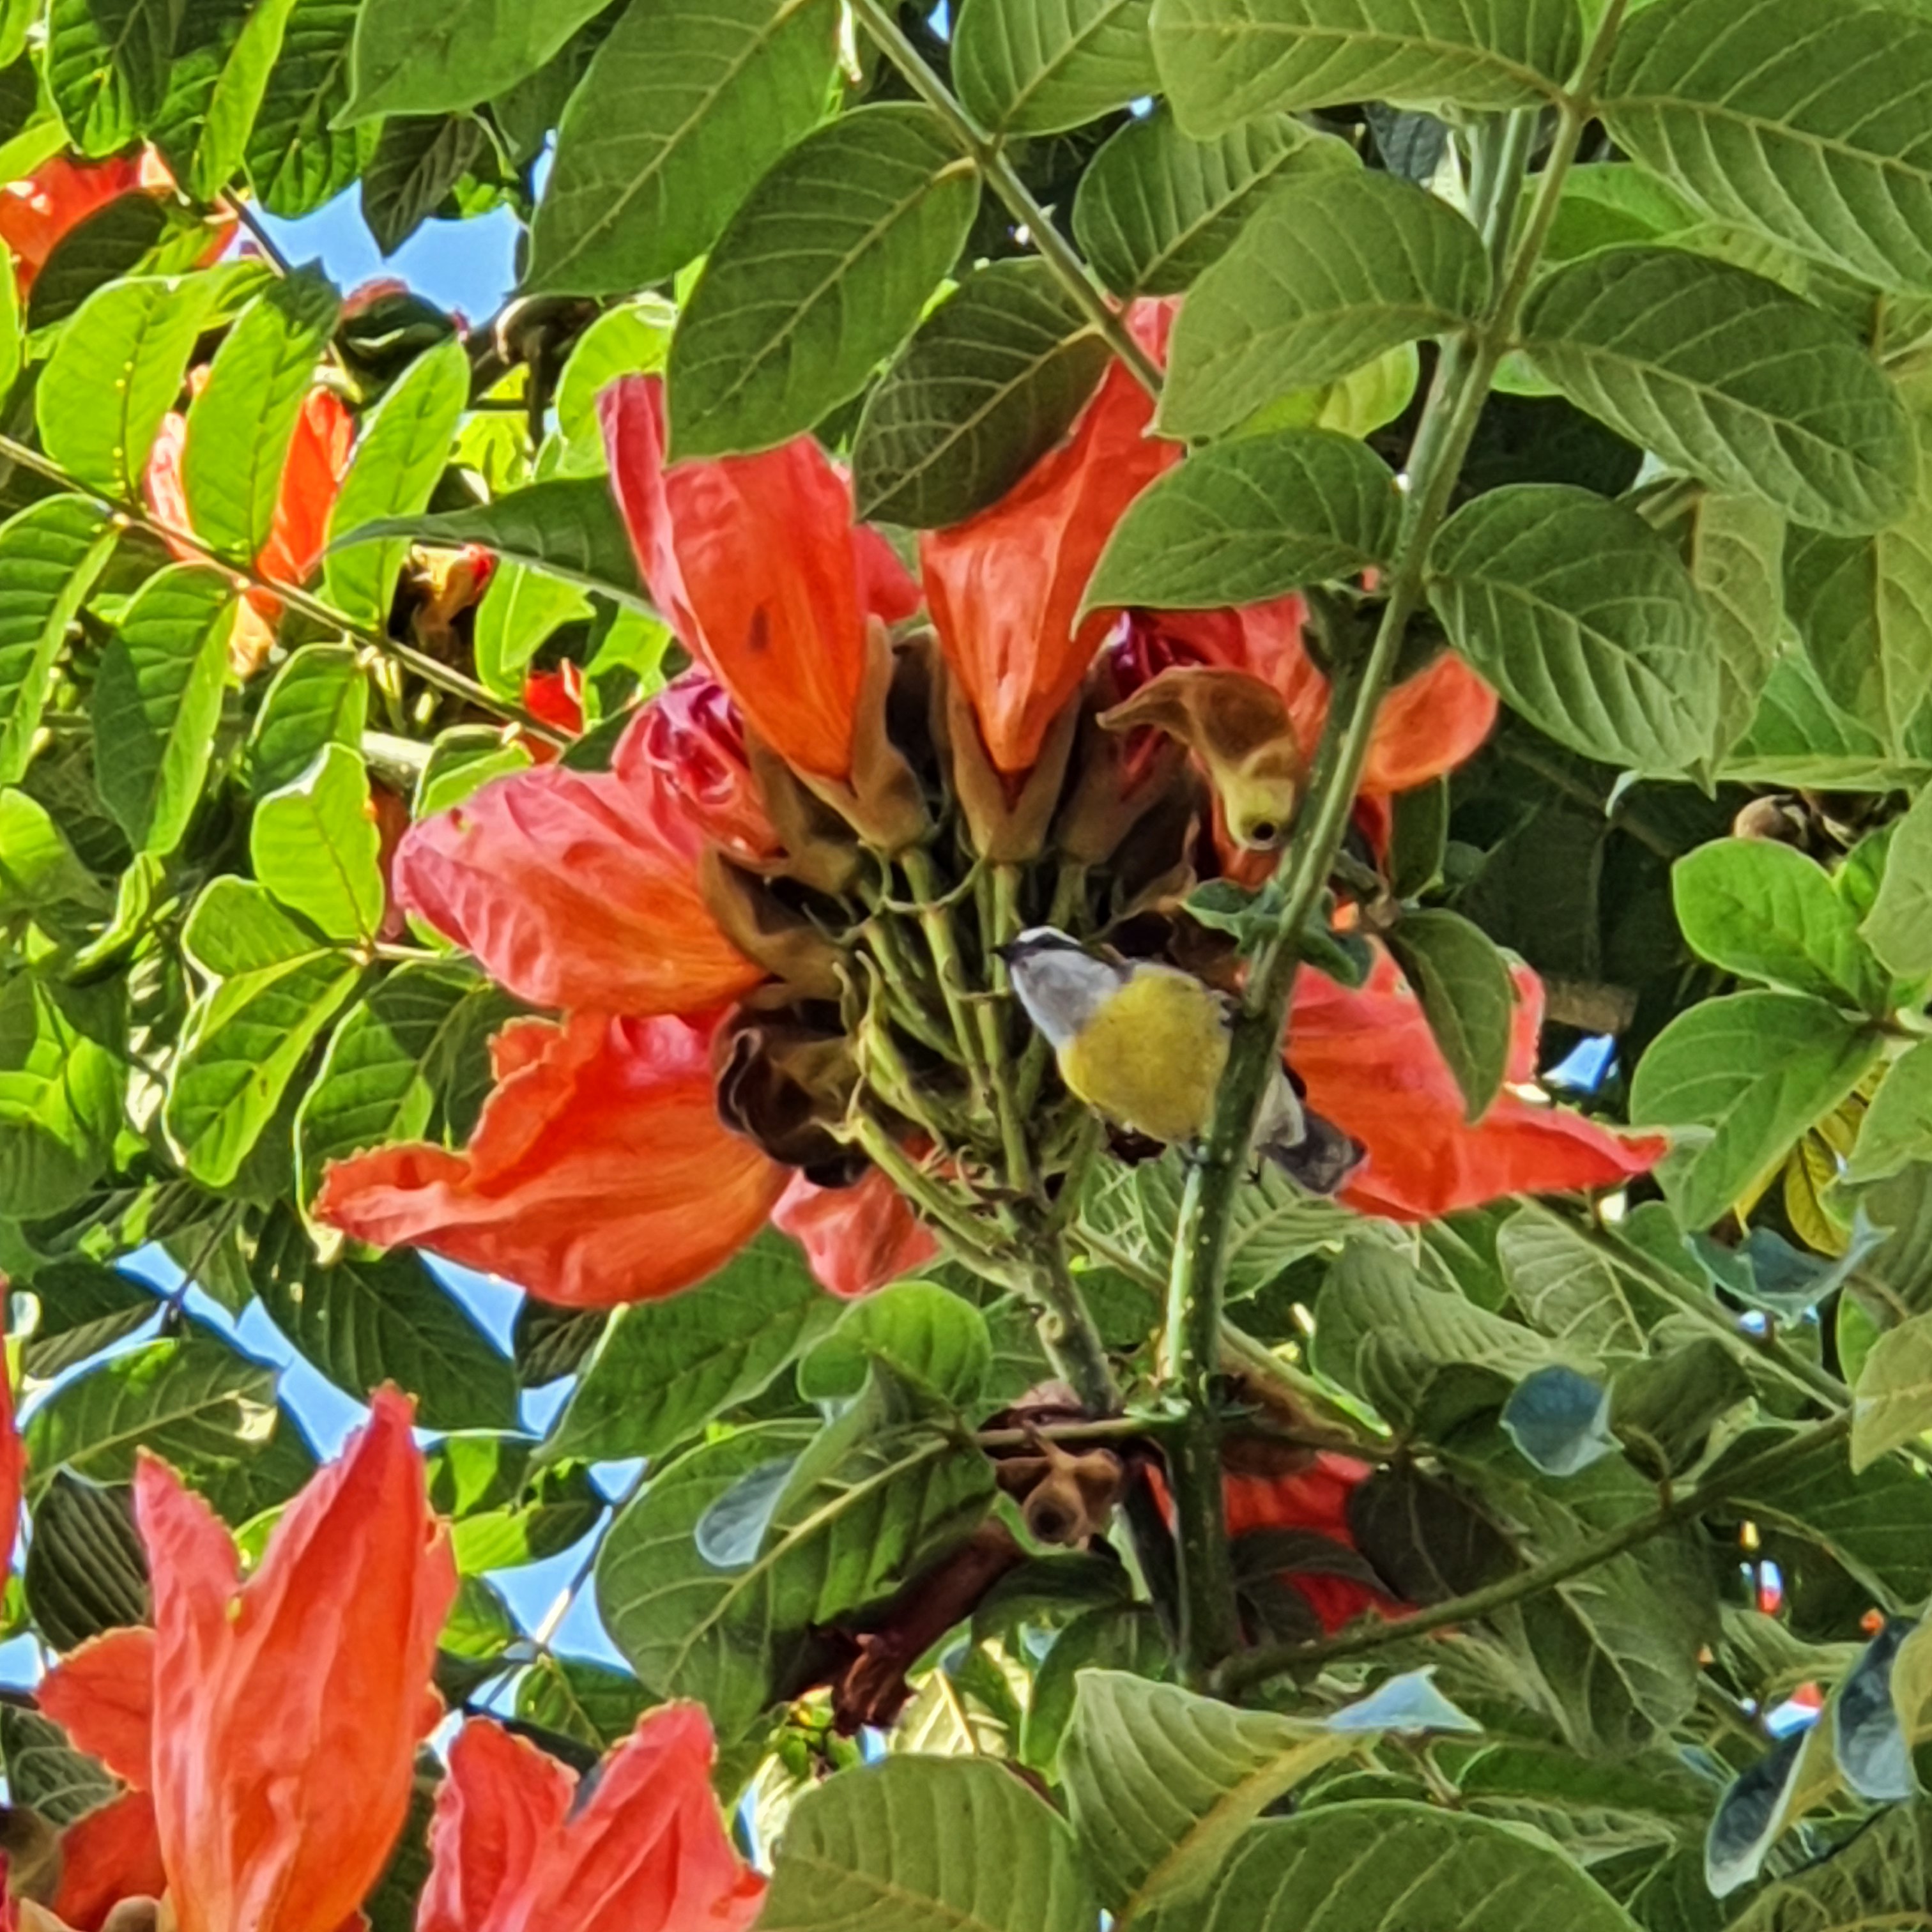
[[521, 664, 585, 739], [38, 1628, 155, 1788], [772, 1167, 939, 1299], [530, 1705, 766, 1932], [392, 737, 761, 1016], [1361, 651, 1498, 793], [315, 1012, 786, 1308], [0, 1292, 20, 1591], [1289, 944, 1666, 1221], [50, 1792, 166, 1932], [613, 671, 775, 860], [418, 1720, 573, 1932], [258, 389, 353, 587], [922, 302, 1180, 775], [601, 376, 887, 781], [0, 155, 145, 289], [138, 1388, 456, 1932]]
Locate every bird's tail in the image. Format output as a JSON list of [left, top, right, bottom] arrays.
[[1254, 1067, 1364, 1197]]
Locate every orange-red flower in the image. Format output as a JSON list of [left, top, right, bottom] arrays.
[[417, 1710, 765, 1932], [38, 1390, 455, 1932], [1289, 944, 1665, 1221], [391, 713, 763, 1017], [1223, 1453, 1404, 1634], [921, 302, 1179, 776], [0, 1293, 20, 1586], [0, 154, 147, 293], [146, 387, 354, 676], [772, 1167, 940, 1301], [601, 376, 919, 782], [316, 1011, 789, 1309]]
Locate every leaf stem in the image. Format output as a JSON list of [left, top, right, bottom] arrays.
[[1216, 1409, 1851, 1696], [0, 432, 569, 746], [846, 0, 1163, 398]]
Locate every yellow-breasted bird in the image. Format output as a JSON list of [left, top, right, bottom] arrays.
[[1001, 928, 1360, 1192]]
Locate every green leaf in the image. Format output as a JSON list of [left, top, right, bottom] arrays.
[[190, 0, 303, 201], [798, 1280, 992, 1406], [851, 259, 1108, 528], [24, 1472, 148, 1653], [542, 1230, 836, 1463], [1602, 0, 1932, 295], [516, 1655, 650, 1752], [1519, 248, 1916, 537], [1084, 429, 1400, 613], [164, 877, 364, 1188], [1427, 483, 1717, 773], [0, 788, 100, 917], [19, 1259, 157, 1380], [1728, 1799, 1932, 1931], [250, 742, 385, 942], [1148, 0, 1584, 134], [473, 565, 592, 698], [666, 105, 977, 459], [447, 1460, 602, 1573], [0, 1707, 117, 1827], [344, 0, 617, 119], [1848, 1041, 1932, 1184], [1863, 789, 1932, 980], [247, 0, 372, 217], [1135, 1803, 1642, 1932], [1724, 650, 1932, 793], [598, 1374, 995, 1735], [183, 272, 339, 565], [334, 477, 647, 608], [760, 1756, 1098, 1932], [1497, 1206, 1651, 1356], [47, 0, 172, 155], [92, 565, 238, 857], [24, 1330, 300, 1508], [554, 298, 673, 461], [1158, 169, 1489, 441], [295, 958, 507, 1203], [1678, 491, 1786, 769], [954, 0, 1156, 137], [1671, 838, 1894, 1012], [251, 1211, 519, 1430], [1851, 1310, 1932, 1471], [1710, 1425, 1932, 1604], [25, 192, 169, 330], [249, 642, 369, 796], [0, 976, 123, 1219], [38, 277, 218, 498], [1075, 106, 1349, 299], [358, 112, 484, 256], [527, 0, 840, 297], [1062, 1672, 1363, 1913], [1384, 908, 1516, 1121], [1630, 991, 1882, 1229], [0, 498, 118, 787]]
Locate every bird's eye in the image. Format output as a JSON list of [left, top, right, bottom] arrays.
[[1246, 820, 1280, 848]]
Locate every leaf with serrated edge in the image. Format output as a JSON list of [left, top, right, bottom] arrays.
[[667, 105, 979, 459], [759, 1758, 1098, 1932], [1427, 482, 1716, 774], [1602, 0, 1932, 295], [527, 0, 840, 297], [1521, 248, 1915, 537], [954, 0, 1156, 137], [1149, 0, 1584, 134], [1160, 169, 1489, 441], [1085, 429, 1400, 613]]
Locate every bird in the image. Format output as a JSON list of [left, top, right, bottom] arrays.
[[1000, 928, 1360, 1192]]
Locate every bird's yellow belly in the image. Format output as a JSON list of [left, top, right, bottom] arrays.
[[1057, 972, 1230, 1144]]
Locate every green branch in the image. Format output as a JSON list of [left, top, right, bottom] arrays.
[[0, 431, 570, 746], [1216, 1409, 1851, 1698], [847, 0, 1164, 398], [1156, 6, 1634, 1685]]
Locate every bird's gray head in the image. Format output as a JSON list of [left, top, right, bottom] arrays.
[[1000, 928, 1129, 1051]]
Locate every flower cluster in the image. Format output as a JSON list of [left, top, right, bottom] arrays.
[[22, 1394, 759, 1932], [314, 308, 1658, 1310]]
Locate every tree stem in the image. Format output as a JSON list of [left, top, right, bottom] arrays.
[[1217, 1411, 1850, 1696], [847, 0, 1163, 398]]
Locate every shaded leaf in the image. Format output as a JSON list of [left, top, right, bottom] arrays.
[[798, 1280, 992, 1406], [1385, 908, 1516, 1121], [954, 0, 1156, 137], [247, 0, 372, 217], [24, 1472, 148, 1652], [344, 0, 617, 119], [1864, 789, 1932, 982]]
